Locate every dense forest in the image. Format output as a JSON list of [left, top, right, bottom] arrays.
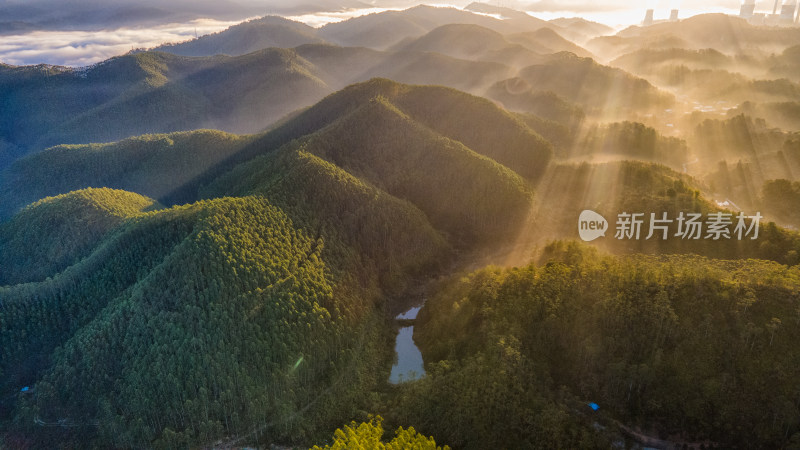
[[3, 3, 800, 449], [401, 242, 800, 448]]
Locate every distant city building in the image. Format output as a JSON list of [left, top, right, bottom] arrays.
[[740, 0, 799, 26], [643, 9, 654, 26], [642, 8, 680, 26], [780, 1, 798, 24], [739, 0, 756, 19]]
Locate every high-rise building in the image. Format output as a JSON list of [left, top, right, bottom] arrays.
[[643, 9, 654, 25], [780, 1, 798, 24], [669, 9, 679, 21], [740, 0, 756, 19]]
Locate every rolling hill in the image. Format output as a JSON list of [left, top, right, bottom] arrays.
[[513, 52, 674, 114], [0, 79, 550, 224], [0, 50, 330, 159], [152, 16, 326, 57], [588, 14, 800, 60], [0, 78, 555, 448], [6, 8, 800, 449], [506, 27, 595, 59], [0, 130, 254, 218], [318, 4, 549, 50], [0, 188, 159, 285], [393, 23, 545, 68], [408, 244, 800, 448], [0, 41, 530, 168]]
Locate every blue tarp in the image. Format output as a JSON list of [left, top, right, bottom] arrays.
[[588, 402, 599, 411], [20, 386, 29, 392]]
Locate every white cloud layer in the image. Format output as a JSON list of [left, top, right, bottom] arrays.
[[0, 18, 246, 67]]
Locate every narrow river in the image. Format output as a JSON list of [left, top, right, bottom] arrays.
[[389, 305, 426, 384]]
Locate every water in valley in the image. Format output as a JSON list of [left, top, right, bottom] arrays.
[[389, 305, 425, 384]]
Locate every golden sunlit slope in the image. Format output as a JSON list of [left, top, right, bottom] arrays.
[[589, 14, 800, 60], [253, 78, 553, 180], [506, 27, 595, 59], [768, 44, 800, 83], [393, 24, 545, 69], [527, 160, 800, 264], [318, 4, 551, 50], [486, 78, 586, 130], [548, 16, 614, 40], [509, 52, 675, 116]]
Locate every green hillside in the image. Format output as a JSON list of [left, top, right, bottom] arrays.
[[0, 188, 159, 285], [0, 130, 253, 218], [264, 78, 553, 180], [0, 50, 330, 159], [249, 97, 531, 243], [0, 79, 549, 223], [0, 196, 390, 448], [404, 243, 800, 448], [202, 147, 451, 294], [0, 79, 550, 447]]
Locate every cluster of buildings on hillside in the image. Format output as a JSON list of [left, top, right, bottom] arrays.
[[642, 0, 799, 26], [739, 0, 799, 25]]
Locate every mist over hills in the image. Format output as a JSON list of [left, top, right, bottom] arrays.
[[589, 13, 800, 61], [152, 16, 326, 57], [4, 3, 800, 449], [0, 14, 637, 165]]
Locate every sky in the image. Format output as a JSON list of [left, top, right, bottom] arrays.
[[0, 1, 765, 67]]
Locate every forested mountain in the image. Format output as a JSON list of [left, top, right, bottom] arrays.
[[317, 4, 548, 49], [506, 27, 595, 59], [0, 130, 254, 218], [0, 79, 550, 220], [0, 77, 551, 448], [5, 4, 800, 449], [0, 188, 159, 285], [393, 23, 594, 69], [393, 24, 545, 68], [513, 52, 674, 114], [0, 5, 663, 173], [487, 78, 587, 130], [293, 44, 513, 93], [152, 16, 326, 57], [1, 196, 393, 448], [0, 50, 329, 157], [406, 243, 800, 448]]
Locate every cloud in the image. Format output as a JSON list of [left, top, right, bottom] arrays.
[[0, 18, 245, 67]]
